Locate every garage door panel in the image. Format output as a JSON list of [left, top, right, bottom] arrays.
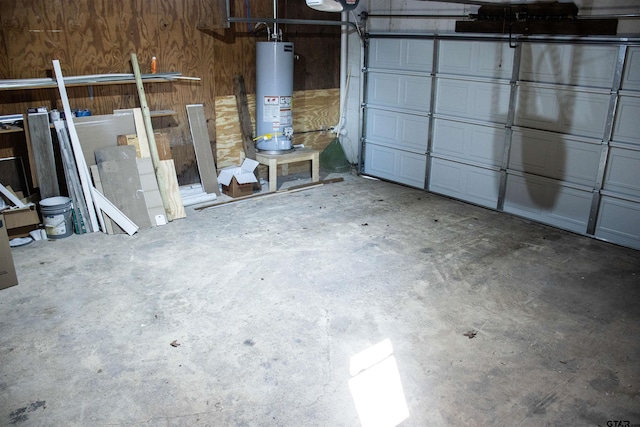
[[435, 79, 510, 123], [432, 119, 505, 168], [612, 96, 640, 145], [515, 87, 609, 138], [367, 72, 431, 111], [368, 38, 433, 72], [429, 158, 500, 208], [520, 44, 618, 88], [364, 143, 426, 188], [438, 40, 513, 79], [622, 47, 640, 91], [595, 196, 640, 250], [504, 174, 591, 233], [603, 146, 640, 198], [509, 129, 601, 186], [366, 109, 428, 153]]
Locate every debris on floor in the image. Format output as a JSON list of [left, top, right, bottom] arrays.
[[463, 330, 477, 339]]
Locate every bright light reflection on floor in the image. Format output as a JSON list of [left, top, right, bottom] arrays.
[[348, 339, 410, 427]]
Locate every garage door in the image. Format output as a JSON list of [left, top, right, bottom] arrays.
[[362, 36, 640, 250]]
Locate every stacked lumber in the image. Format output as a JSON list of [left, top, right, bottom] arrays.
[[51, 58, 190, 236]]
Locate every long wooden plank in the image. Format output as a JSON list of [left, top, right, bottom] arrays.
[[132, 108, 151, 158], [187, 104, 221, 196], [233, 75, 261, 191], [158, 159, 186, 219], [195, 178, 344, 211], [89, 165, 115, 235], [233, 75, 256, 159], [27, 112, 60, 199], [131, 53, 173, 220], [52, 60, 100, 232], [55, 120, 89, 234]]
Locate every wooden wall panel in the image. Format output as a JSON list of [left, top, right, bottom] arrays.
[[0, 0, 341, 188]]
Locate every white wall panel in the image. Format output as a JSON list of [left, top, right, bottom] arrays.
[[622, 47, 640, 91], [367, 72, 431, 112], [509, 129, 601, 186], [364, 143, 427, 188], [429, 158, 500, 208], [438, 40, 513, 79], [612, 95, 640, 145], [368, 38, 433, 72], [603, 146, 640, 199], [432, 119, 505, 168], [515, 86, 609, 138], [595, 196, 640, 250], [366, 108, 429, 153], [520, 44, 618, 88], [435, 79, 510, 123], [503, 173, 592, 233]]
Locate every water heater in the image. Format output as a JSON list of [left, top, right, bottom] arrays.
[[255, 41, 294, 154]]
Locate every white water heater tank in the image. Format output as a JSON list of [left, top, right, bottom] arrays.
[[255, 41, 294, 153]]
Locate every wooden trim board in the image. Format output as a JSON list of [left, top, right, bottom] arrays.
[[27, 112, 60, 199], [187, 104, 221, 196]]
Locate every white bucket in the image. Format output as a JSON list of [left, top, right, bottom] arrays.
[[40, 196, 73, 239]]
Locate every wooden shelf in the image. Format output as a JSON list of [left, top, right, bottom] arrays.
[[0, 126, 25, 134], [0, 72, 195, 92]]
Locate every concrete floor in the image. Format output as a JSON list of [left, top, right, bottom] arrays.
[[1, 172, 639, 426]]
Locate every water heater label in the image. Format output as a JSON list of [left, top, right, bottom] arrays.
[[279, 96, 292, 126], [263, 96, 280, 123]]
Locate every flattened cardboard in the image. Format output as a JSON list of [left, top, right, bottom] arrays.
[[0, 214, 18, 290], [2, 204, 40, 238]]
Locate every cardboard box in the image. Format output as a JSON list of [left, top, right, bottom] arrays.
[[222, 177, 254, 198], [1, 204, 40, 238], [218, 159, 259, 198], [0, 214, 18, 290]]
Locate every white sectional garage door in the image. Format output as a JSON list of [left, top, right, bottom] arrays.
[[362, 36, 640, 250], [363, 38, 433, 188]]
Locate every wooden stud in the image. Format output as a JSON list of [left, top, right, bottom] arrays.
[[130, 53, 173, 220], [27, 112, 60, 199], [187, 104, 221, 196]]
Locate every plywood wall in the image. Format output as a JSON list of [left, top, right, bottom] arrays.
[[0, 0, 340, 186]]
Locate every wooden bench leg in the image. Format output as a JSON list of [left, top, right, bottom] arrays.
[[268, 157, 278, 192], [311, 151, 319, 183]]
